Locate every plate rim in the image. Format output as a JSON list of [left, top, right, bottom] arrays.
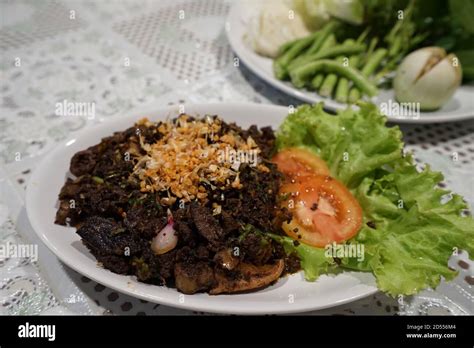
[[25, 102, 378, 314], [225, 2, 474, 124]]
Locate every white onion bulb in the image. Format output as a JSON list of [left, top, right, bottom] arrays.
[[394, 47, 462, 110]]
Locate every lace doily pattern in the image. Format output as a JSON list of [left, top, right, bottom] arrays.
[[0, 207, 60, 315], [0, 0, 472, 315]]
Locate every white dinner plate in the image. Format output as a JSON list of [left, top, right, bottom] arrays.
[[26, 103, 377, 314], [226, 1, 474, 124]]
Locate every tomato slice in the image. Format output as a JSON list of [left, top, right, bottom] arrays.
[[272, 147, 330, 179], [279, 175, 362, 247]]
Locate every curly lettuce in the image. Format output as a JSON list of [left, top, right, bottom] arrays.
[[277, 103, 403, 188], [275, 102, 474, 296], [270, 233, 336, 281]]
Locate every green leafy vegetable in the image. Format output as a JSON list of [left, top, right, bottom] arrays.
[[244, 224, 336, 281], [270, 234, 336, 281], [454, 50, 474, 80], [348, 155, 474, 295], [277, 103, 403, 188], [275, 102, 474, 296], [449, 0, 474, 35]]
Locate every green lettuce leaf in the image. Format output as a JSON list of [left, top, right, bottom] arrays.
[[245, 224, 335, 281], [270, 234, 336, 281], [277, 103, 403, 188], [275, 102, 474, 296], [347, 155, 474, 295]]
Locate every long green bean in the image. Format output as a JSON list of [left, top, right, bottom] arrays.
[[290, 59, 378, 96], [311, 74, 324, 90], [335, 77, 349, 102], [319, 72, 338, 97], [335, 55, 360, 103], [306, 21, 339, 54], [307, 34, 337, 89], [361, 48, 387, 76], [348, 88, 361, 103], [288, 43, 365, 72], [347, 47, 387, 103], [273, 31, 320, 80], [388, 36, 401, 57], [278, 37, 302, 55], [320, 33, 337, 50], [365, 37, 378, 62], [356, 28, 370, 44], [312, 39, 352, 93], [320, 54, 347, 97]]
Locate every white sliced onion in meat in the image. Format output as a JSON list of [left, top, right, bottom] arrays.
[[151, 222, 178, 255]]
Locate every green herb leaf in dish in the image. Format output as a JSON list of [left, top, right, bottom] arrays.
[[270, 234, 336, 281]]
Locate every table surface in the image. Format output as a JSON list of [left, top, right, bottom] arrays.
[[0, 0, 473, 315]]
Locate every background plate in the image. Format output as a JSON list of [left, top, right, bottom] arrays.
[[226, 1, 474, 124]]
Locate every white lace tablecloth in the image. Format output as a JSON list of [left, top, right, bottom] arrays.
[[1, 0, 473, 315]]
